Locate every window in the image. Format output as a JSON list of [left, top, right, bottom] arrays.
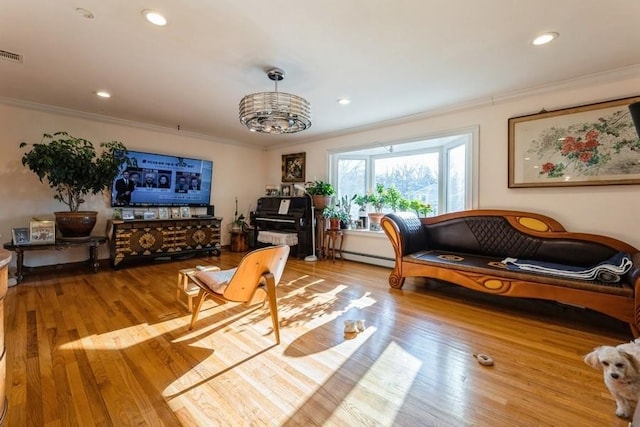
[[329, 127, 478, 218]]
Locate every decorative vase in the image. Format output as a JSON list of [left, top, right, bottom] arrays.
[[328, 218, 340, 230], [54, 211, 97, 239], [367, 212, 385, 231], [312, 195, 332, 211]]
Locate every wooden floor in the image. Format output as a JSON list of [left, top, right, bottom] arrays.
[[4, 250, 635, 426]]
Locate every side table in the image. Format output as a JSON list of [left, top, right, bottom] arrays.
[[3, 236, 107, 283], [177, 265, 220, 312], [323, 229, 344, 262]]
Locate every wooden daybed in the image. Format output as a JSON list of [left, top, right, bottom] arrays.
[[380, 210, 640, 336]]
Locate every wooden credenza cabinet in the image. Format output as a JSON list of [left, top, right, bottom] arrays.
[[108, 217, 222, 268]]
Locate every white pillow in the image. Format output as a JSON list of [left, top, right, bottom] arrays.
[[195, 268, 237, 294]]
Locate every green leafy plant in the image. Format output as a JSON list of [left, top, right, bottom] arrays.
[[322, 204, 349, 221], [19, 131, 133, 211], [306, 180, 335, 196], [409, 199, 433, 217], [354, 194, 368, 212], [365, 183, 393, 212]]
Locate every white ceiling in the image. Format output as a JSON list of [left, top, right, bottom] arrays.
[[1, 0, 639, 149]]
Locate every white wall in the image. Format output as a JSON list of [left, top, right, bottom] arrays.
[[0, 102, 266, 266], [267, 69, 640, 261]]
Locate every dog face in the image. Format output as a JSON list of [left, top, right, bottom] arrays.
[[584, 346, 640, 382]]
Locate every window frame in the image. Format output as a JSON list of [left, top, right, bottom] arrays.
[[329, 125, 479, 216]]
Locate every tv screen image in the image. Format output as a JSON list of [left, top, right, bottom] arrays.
[[111, 150, 213, 207]]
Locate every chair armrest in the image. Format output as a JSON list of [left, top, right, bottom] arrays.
[[382, 213, 428, 257]]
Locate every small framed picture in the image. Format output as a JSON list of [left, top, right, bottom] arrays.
[[143, 210, 156, 220], [122, 209, 135, 220], [29, 221, 56, 244], [11, 227, 30, 245], [158, 207, 169, 219], [180, 206, 191, 218], [171, 207, 181, 218], [280, 183, 293, 197]]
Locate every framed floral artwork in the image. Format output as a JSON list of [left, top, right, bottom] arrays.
[[508, 95, 640, 188], [281, 152, 305, 183]]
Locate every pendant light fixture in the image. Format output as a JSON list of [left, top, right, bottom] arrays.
[[239, 68, 311, 134]]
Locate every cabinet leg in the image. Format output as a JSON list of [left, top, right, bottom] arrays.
[[16, 250, 24, 283], [90, 245, 100, 273]]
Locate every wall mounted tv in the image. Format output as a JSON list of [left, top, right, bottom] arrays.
[[111, 150, 213, 207]]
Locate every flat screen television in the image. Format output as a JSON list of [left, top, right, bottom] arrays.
[[111, 150, 213, 207]]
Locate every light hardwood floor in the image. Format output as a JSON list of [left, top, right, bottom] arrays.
[[4, 250, 634, 426]]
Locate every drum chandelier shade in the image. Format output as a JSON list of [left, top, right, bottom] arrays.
[[239, 68, 311, 134]]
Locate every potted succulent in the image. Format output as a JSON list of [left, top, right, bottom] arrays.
[[19, 131, 133, 238], [306, 180, 335, 210]]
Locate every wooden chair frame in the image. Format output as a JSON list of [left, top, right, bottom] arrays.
[[187, 245, 290, 344]]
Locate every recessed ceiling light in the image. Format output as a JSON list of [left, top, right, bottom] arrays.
[[337, 98, 351, 105], [96, 91, 111, 98], [142, 9, 167, 26], [532, 32, 559, 46]]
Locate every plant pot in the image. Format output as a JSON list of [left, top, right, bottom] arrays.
[[367, 212, 385, 231], [54, 211, 97, 239], [312, 195, 332, 211], [328, 218, 340, 230]]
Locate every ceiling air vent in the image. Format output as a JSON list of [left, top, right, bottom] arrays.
[[0, 49, 23, 63]]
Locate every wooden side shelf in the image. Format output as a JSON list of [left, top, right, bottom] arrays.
[[108, 217, 222, 269]]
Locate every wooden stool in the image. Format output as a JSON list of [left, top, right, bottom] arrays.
[[177, 266, 220, 312], [323, 229, 344, 262]]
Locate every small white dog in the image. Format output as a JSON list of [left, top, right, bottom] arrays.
[[584, 338, 640, 418]]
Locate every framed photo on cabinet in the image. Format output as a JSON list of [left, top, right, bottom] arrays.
[[158, 207, 169, 219], [11, 227, 30, 245], [29, 221, 55, 244]]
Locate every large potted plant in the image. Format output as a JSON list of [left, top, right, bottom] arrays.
[[306, 180, 335, 210], [20, 131, 133, 238]]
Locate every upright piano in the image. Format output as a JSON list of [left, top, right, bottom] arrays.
[[251, 196, 312, 258]]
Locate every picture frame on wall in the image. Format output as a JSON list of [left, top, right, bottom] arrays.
[[29, 220, 56, 245], [508, 95, 640, 188], [11, 227, 30, 245], [281, 152, 306, 183]]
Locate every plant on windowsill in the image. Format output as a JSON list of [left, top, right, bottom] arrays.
[[19, 131, 134, 238], [409, 199, 433, 217]]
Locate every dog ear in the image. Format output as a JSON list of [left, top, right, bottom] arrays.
[[622, 351, 640, 375], [583, 348, 602, 369]]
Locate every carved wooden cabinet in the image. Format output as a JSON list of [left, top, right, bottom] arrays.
[[108, 217, 222, 268]]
